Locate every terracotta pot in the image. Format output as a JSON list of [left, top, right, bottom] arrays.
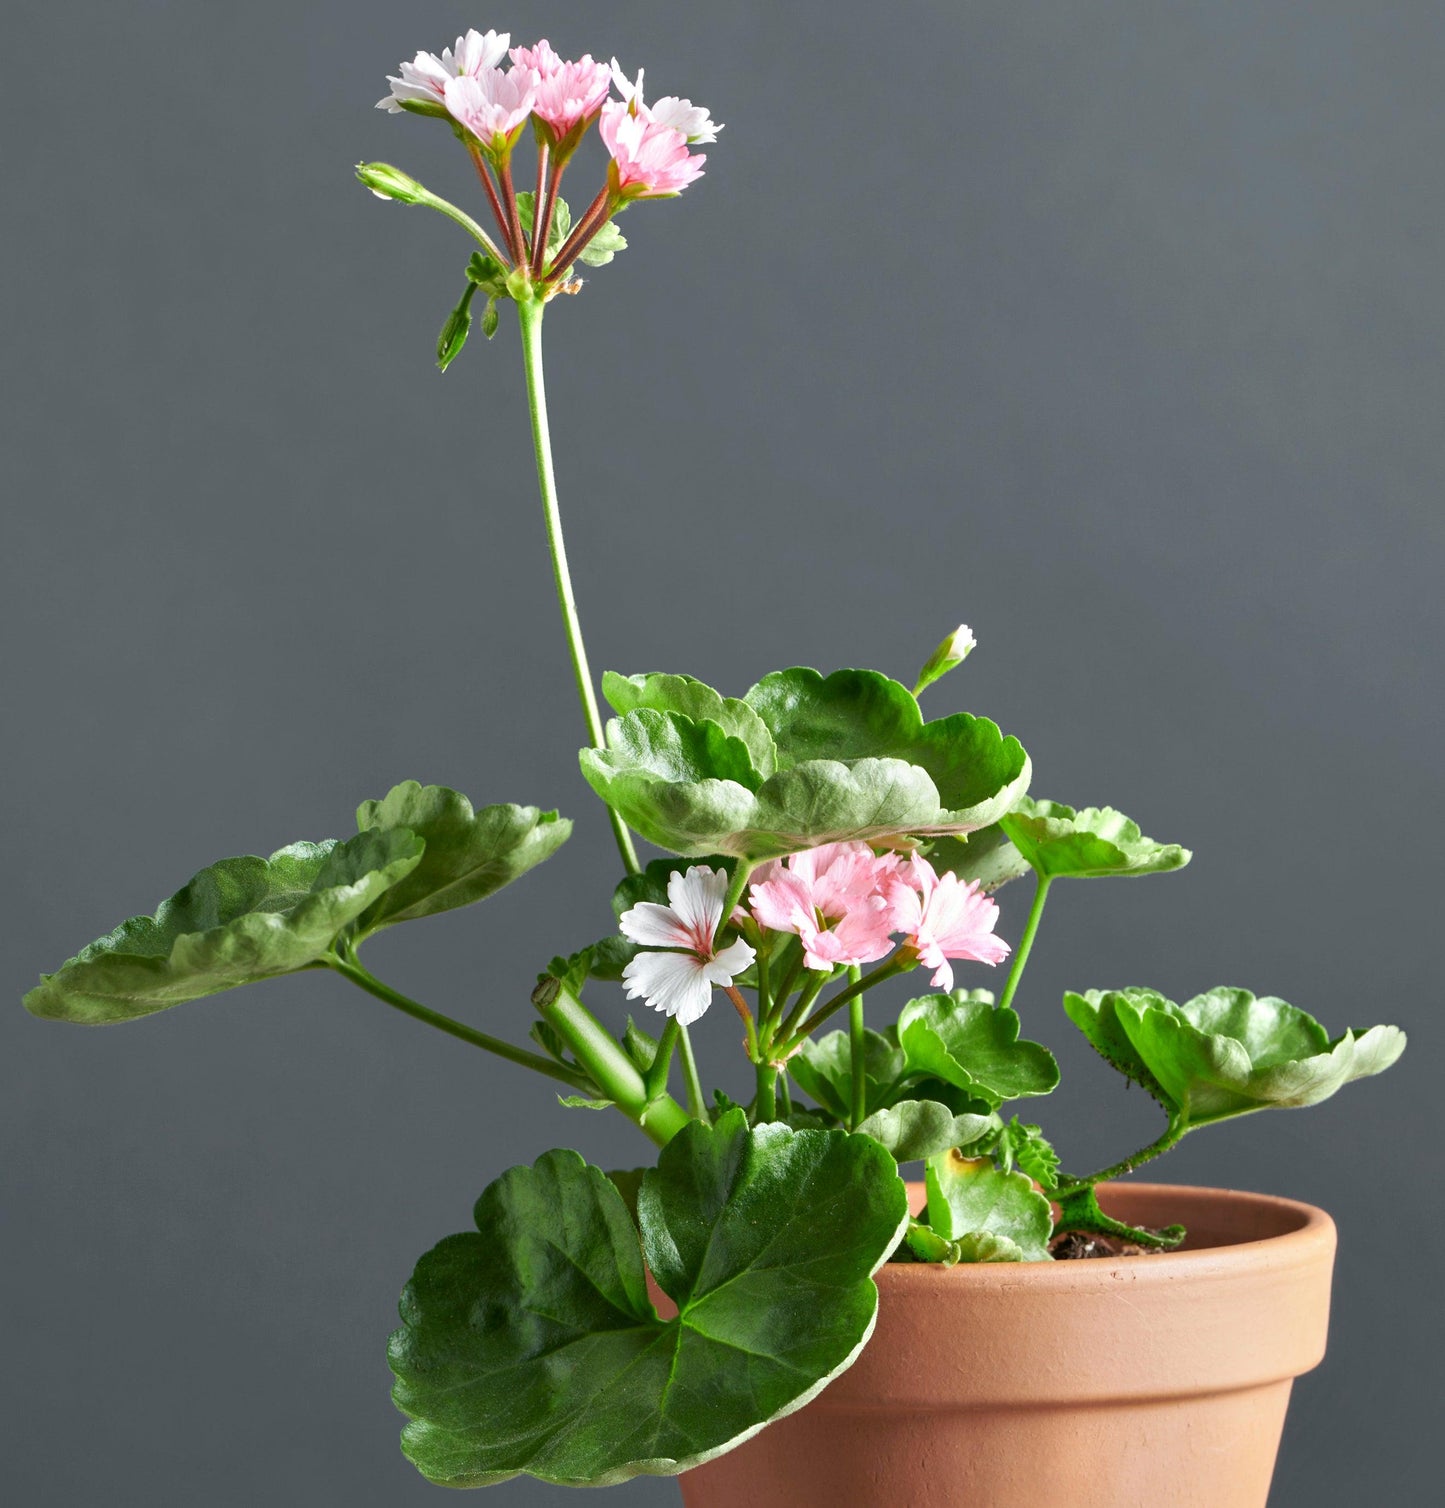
[[679, 1181, 1336, 1508]]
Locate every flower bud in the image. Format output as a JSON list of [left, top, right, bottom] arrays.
[[913, 624, 977, 696], [355, 162, 429, 204], [436, 284, 476, 372]]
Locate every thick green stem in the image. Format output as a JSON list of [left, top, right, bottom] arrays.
[[326, 955, 585, 1089], [755, 1060, 778, 1123], [778, 955, 909, 1054], [1054, 1117, 1190, 1195], [848, 985, 867, 1132], [714, 859, 755, 949], [532, 977, 690, 1145], [997, 875, 1051, 1014], [775, 970, 828, 1046], [516, 296, 639, 877], [677, 1025, 707, 1121]]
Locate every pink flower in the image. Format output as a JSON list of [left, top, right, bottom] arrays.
[[750, 842, 901, 971], [609, 60, 723, 143], [444, 68, 538, 156], [599, 101, 707, 199], [376, 29, 510, 113], [619, 866, 755, 1027], [890, 855, 1010, 991], [529, 54, 612, 141], [509, 39, 565, 76]]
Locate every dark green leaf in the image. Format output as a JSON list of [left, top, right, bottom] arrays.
[[354, 782, 570, 936], [465, 251, 507, 296], [623, 1015, 660, 1073], [855, 1100, 997, 1162], [998, 797, 1191, 880], [898, 992, 1060, 1109], [925, 826, 1033, 893], [790, 1027, 907, 1120], [389, 1113, 909, 1487], [25, 831, 422, 1024], [924, 1149, 1053, 1262]]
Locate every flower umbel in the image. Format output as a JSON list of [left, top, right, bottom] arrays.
[[619, 866, 755, 1026], [600, 101, 708, 199], [377, 29, 511, 113], [750, 842, 901, 971], [445, 67, 538, 158]]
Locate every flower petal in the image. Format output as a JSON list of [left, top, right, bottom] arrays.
[[617, 900, 694, 950], [622, 951, 714, 1025], [666, 865, 727, 949]]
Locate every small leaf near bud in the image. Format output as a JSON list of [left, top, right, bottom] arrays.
[[914, 624, 977, 696], [356, 161, 428, 204], [436, 284, 477, 372], [481, 298, 500, 340], [466, 252, 508, 298]]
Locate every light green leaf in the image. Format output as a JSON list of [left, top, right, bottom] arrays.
[[603, 672, 778, 778], [24, 831, 423, 1024], [790, 1027, 907, 1120], [898, 993, 1060, 1109], [1112, 987, 1406, 1126], [953, 1231, 1027, 1263], [582, 665, 1031, 860], [353, 782, 570, 935], [1062, 988, 1172, 1105], [557, 1095, 613, 1110], [992, 1117, 1061, 1188], [924, 1149, 1054, 1262], [577, 220, 627, 267], [855, 1099, 997, 1162], [904, 1218, 958, 1264], [389, 1113, 909, 1487], [515, 191, 571, 257], [998, 797, 1190, 880]]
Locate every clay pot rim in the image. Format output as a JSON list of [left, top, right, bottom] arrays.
[[887, 1178, 1335, 1289]]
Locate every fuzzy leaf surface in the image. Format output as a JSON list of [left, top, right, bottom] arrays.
[[388, 1113, 908, 1487], [354, 782, 570, 934], [998, 797, 1190, 880], [854, 1100, 997, 1162], [25, 831, 423, 1023]]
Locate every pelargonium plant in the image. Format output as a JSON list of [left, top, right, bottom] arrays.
[[27, 24, 1407, 1493]]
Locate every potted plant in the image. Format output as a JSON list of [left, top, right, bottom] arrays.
[[24, 24, 1406, 1504]]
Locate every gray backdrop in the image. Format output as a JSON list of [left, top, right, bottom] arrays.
[[4, 1, 1439, 1503]]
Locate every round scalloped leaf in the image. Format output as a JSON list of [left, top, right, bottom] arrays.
[[745, 667, 1031, 830], [602, 672, 778, 778], [924, 1150, 1053, 1262], [1112, 987, 1407, 1126], [388, 1112, 908, 1488], [997, 797, 1190, 880], [898, 993, 1060, 1109], [352, 782, 571, 936], [790, 1027, 908, 1121], [924, 826, 1034, 893], [855, 1100, 997, 1162], [24, 830, 424, 1024]]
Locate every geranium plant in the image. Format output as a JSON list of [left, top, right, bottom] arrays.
[[26, 25, 1406, 1493]]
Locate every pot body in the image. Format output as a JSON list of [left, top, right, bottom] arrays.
[[679, 1182, 1335, 1508]]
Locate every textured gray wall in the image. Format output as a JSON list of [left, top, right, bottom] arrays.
[[4, 2, 1439, 1502]]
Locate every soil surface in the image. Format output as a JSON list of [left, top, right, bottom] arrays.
[[1049, 1230, 1157, 1260]]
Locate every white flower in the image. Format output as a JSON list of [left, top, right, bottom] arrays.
[[376, 29, 511, 113], [619, 866, 754, 1026], [609, 58, 722, 144]]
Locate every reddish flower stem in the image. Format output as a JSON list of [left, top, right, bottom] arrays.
[[466, 145, 514, 265], [529, 144, 552, 277], [498, 156, 528, 266], [546, 186, 613, 282]]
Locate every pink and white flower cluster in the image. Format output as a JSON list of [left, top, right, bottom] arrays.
[[618, 844, 1008, 1026], [378, 28, 716, 197], [752, 844, 1009, 990]]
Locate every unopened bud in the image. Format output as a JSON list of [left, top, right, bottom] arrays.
[[436, 284, 476, 372], [356, 161, 429, 205], [913, 624, 977, 696]]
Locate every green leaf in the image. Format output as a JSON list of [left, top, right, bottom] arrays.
[[515, 191, 571, 258], [903, 1219, 958, 1263], [1111, 987, 1406, 1127], [855, 1100, 997, 1162], [898, 992, 1060, 1109], [1062, 988, 1172, 1105], [353, 782, 570, 936], [577, 219, 627, 266], [25, 831, 423, 1024], [623, 1015, 660, 1073], [954, 1231, 1028, 1263], [389, 1113, 909, 1487], [480, 297, 499, 339], [790, 1027, 907, 1120], [557, 1094, 613, 1110], [924, 1149, 1053, 1262], [603, 672, 778, 778], [997, 797, 1191, 880], [464, 251, 507, 297], [582, 665, 1031, 860], [925, 826, 1034, 893], [992, 1117, 1061, 1189]]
